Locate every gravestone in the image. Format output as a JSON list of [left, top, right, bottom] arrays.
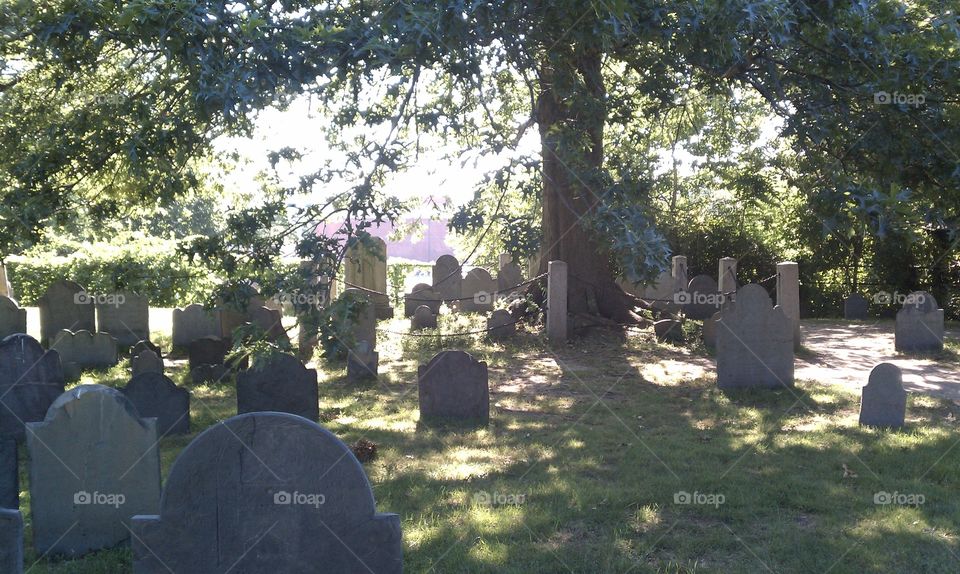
[[684, 275, 721, 320], [487, 309, 515, 339], [344, 237, 392, 319], [411, 305, 437, 329], [250, 305, 288, 343], [461, 268, 497, 313], [26, 384, 160, 558], [432, 254, 462, 302], [702, 312, 720, 349], [237, 354, 319, 421], [217, 287, 266, 341], [859, 363, 907, 429], [0, 296, 26, 340], [0, 437, 17, 509], [497, 262, 523, 295], [130, 412, 402, 574], [654, 319, 683, 343], [131, 349, 163, 377], [122, 373, 190, 436], [0, 509, 22, 574], [172, 304, 221, 347], [844, 294, 870, 320], [38, 280, 95, 346], [131, 339, 162, 358], [716, 284, 794, 389], [418, 350, 489, 423], [894, 291, 944, 352], [0, 334, 65, 439], [639, 270, 677, 311], [188, 336, 229, 370], [404, 284, 442, 317], [776, 261, 801, 348], [346, 341, 379, 382], [341, 289, 376, 350], [190, 364, 229, 385], [96, 292, 149, 347], [50, 329, 118, 372], [546, 261, 568, 341]]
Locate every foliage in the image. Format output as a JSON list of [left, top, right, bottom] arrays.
[[317, 288, 370, 360]]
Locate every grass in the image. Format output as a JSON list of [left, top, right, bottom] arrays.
[[15, 312, 960, 573]]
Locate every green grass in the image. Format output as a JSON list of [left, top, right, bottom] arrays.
[[16, 314, 960, 573]]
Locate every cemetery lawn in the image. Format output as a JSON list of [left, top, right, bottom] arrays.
[[18, 313, 960, 573]]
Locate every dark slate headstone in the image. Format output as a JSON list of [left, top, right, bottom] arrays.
[[38, 280, 96, 346], [411, 305, 438, 329], [0, 296, 26, 341], [843, 294, 870, 320], [486, 309, 515, 339], [404, 284, 442, 317], [497, 262, 523, 294], [188, 336, 229, 370], [0, 508, 23, 574], [190, 364, 229, 385], [716, 284, 794, 390], [702, 312, 720, 349], [859, 363, 907, 429], [237, 354, 319, 421], [131, 339, 162, 359], [654, 319, 684, 343], [130, 412, 402, 574], [0, 437, 17, 509], [346, 341, 378, 382], [131, 350, 164, 377], [26, 384, 161, 558], [418, 350, 489, 424], [683, 275, 721, 320], [122, 373, 190, 436], [0, 334, 65, 440]]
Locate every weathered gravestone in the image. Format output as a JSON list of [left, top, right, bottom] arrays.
[[411, 305, 438, 329], [0, 437, 17, 509], [0, 296, 26, 340], [26, 385, 160, 558], [38, 280, 96, 346], [432, 254, 462, 302], [461, 268, 497, 313], [188, 336, 229, 370], [716, 284, 794, 389], [96, 292, 149, 347], [859, 363, 907, 429], [190, 364, 229, 385], [50, 329, 118, 374], [0, 509, 23, 574], [217, 288, 266, 341], [497, 262, 523, 295], [250, 305, 289, 344], [418, 350, 489, 424], [895, 291, 944, 353], [404, 284, 442, 317], [341, 289, 376, 350], [131, 349, 164, 377], [486, 309, 515, 340], [344, 237, 393, 319], [237, 354, 319, 421], [122, 373, 190, 436], [702, 312, 720, 349], [346, 341, 379, 382], [171, 304, 221, 347], [654, 319, 684, 343], [130, 412, 403, 574], [684, 275, 721, 320], [0, 335, 64, 440], [844, 294, 870, 320]]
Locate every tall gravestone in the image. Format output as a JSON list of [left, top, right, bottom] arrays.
[[122, 373, 190, 436], [844, 294, 870, 320], [96, 292, 150, 347], [716, 284, 794, 389], [50, 329, 118, 373], [0, 296, 26, 340], [237, 354, 319, 421], [546, 261, 568, 341], [38, 280, 95, 346], [859, 363, 907, 429], [404, 284, 442, 317], [418, 350, 489, 424], [344, 237, 392, 319], [341, 289, 376, 351], [894, 291, 944, 352], [432, 254, 462, 302], [0, 509, 23, 574], [0, 437, 17, 509], [684, 275, 720, 320], [26, 385, 161, 558], [461, 268, 497, 313], [130, 412, 402, 573], [172, 304, 221, 347], [0, 334, 64, 439]]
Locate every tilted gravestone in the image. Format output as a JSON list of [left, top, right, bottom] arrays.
[[171, 304, 221, 348], [96, 292, 149, 347], [859, 363, 907, 429], [0, 509, 23, 574], [486, 309, 515, 339], [0, 437, 17, 509], [411, 305, 437, 329], [130, 412, 403, 574], [237, 354, 319, 421], [38, 280, 95, 346], [404, 284, 442, 317], [497, 262, 523, 295], [418, 350, 489, 424], [131, 349, 164, 377], [347, 340, 379, 382], [0, 334, 64, 440], [122, 373, 190, 436], [683, 275, 721, 320], [844, 293, 870, 320], [188, 336, 230, 370], [432, 254, 462, 302], [50, 329, 118, 373], [654, 319, 683, 343], [716, 284, 794, 389], [26, 384, 161, 558], [460, 268, 497, 313], [0, 296, 26, 340], [895, 291, 944, 353]]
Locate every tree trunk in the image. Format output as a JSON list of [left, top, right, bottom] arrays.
[[536, 51, 635, 323]]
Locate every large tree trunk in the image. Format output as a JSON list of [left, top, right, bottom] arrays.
[[536, 51, 635, 323]]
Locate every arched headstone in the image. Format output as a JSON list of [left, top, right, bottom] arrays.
[[0, 296, 26, 340], [50, 329, 118, 372], [131, 349, 164, 377], [418, 350, 489, 424], [683, 275, 721, 320], [486, 309, 515, 339], [130, 412, 402, 573], [411, 305, 437, 329], [432, 254, 462, 302], [716, 285, 794, 389], [497, 262, 523, 294], [122, 373, 190, 436], [404, 284, 442, 317], [0, 334, 64, 439], [172, 304, 221, 347], [96, 292, 149, 347], [859, 363, 907, 429], [844, 294, 870, 320], [461, 268, 497, 313], [38, 280, 95, 346], [894, 291, 944, 352], [237, 354, 319, 421], [250, 306, 288, 344]]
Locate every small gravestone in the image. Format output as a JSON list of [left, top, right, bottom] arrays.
[[844, 293, 870, 320], [716, 284, 794, 389], [96, 292, 149, 347], [895, 291, 944, 352], [50, 329, 118, 373], [432, 254, 462, 302], [131, 339, 162, 358], [346, 340, 378, 382], [237, 354, 319, 421], [654, 319, 684, 343], [122, 373, 190, 436], [171, 304, 221, 348], [0, 437, 17, 509], [418, 350, 489, 424], [38, 280, 96, 346], [188, 336, 229, 370], [461, 268, 497, 313], [411, 305, 438, 329], [190, 364, 229, 385], [0, 296, 26, 340], [859, 363, 907, 429], [130, 412, 402, 573], [250, 306, 288, 343], [0, 334, 65, 439], [702, 312, 720, 348], [684, 275, 721, 320], [26, 385, 161, 558], [131, 349, 164, 377], [640, 269, 678, 312], [486, 309, 515, 339], [341, 289, 376, 349], [0, 509, 23, 574], [497, 262, 523, 295], [404, 284, 442, 316]]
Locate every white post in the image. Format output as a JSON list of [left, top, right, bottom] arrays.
[[671, 255, 688, 294], [546, 261, 568, 342], [777, 261, 801, 349], [718, 257, 737, 299]]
